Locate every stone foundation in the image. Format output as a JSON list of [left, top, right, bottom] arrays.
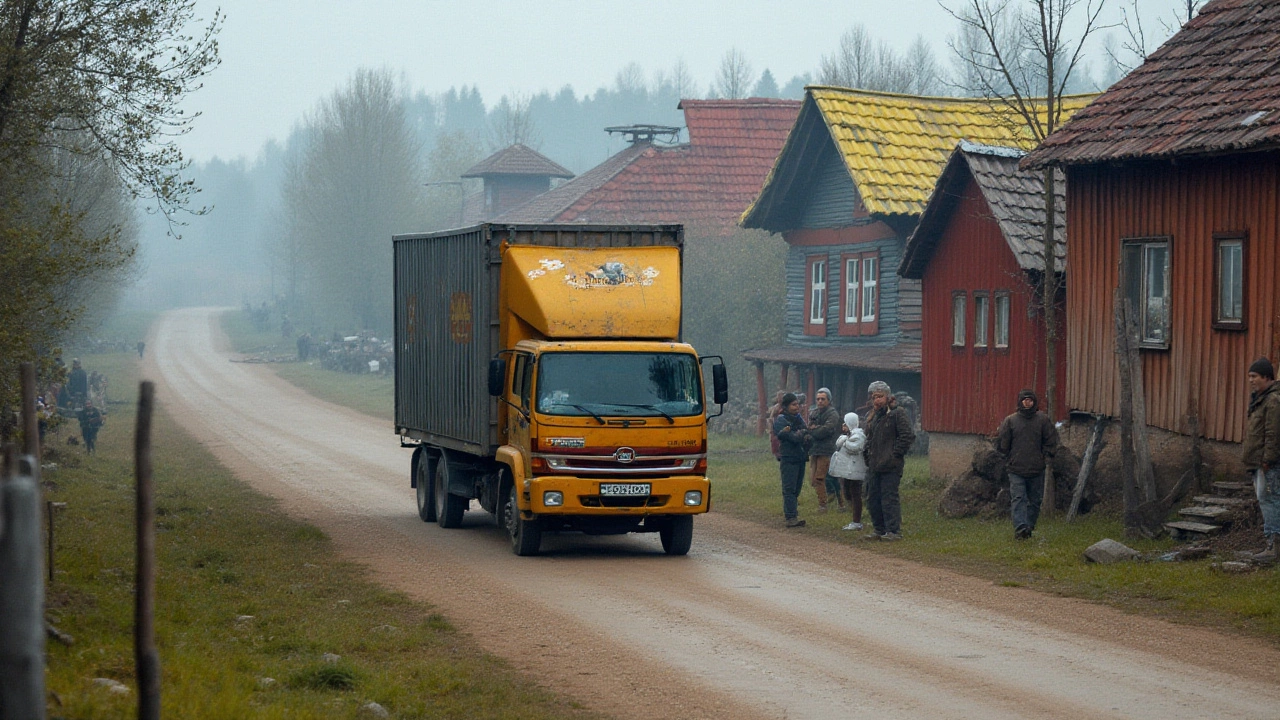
[[927, 432, 988, 483]]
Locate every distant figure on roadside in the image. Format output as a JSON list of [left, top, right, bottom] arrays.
[[1243, 357, 1280, 563], [830, 412, 867, 532], [136, 340, 146, 359], [995, 389, 1060, 540], [807, 388, 842, 512], [67, 358, 88, 406], [773, 392, 809, 528], [78, 399, 104, 454], [297, 332, 312, 361], [862, 381, 914, 541]]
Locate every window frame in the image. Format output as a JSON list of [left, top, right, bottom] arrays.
[[804, 255, 827, 336], [1121, 236, 1172, 350], [837, 250, 880, 336], [952, 291, 967, 348], [994, 291, 1011, 349], [1212, 232, 1246, 331], [973, 291, 990, 349], [843, 256, 860, 324]]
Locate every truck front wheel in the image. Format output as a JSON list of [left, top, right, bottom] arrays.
[[659, 516, 693, 556], [434, 452, 467, 528], [502, 485, 541, 556]]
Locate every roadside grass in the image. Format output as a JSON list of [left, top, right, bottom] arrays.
[[221, 310, 393, 421], [214, 310, 1280, 642], [709, 433, 1280, 640], [41, 351, 601, 719]]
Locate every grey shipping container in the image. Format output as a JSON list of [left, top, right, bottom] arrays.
[[393, 223, 684, 457]]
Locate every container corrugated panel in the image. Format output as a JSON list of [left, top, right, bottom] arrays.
[[394, 223, 683, 456]]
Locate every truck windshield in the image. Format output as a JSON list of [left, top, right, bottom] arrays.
[[536, 352, 704, 418]]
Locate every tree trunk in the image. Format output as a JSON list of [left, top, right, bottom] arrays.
[[1114, 289, 1140, 534]]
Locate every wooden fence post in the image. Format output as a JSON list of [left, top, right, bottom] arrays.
[[135, 381, 160, 719], [0, 449, 47, 720]]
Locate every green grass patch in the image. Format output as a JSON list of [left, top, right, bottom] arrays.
[[708, 433, 1280, 641], [41, 350, 603, 719], [220, 310, 393, 421]]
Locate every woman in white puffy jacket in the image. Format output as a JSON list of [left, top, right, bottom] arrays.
[[829, 412, 868, 531]]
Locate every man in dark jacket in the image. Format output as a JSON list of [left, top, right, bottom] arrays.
[[862, 381, 914, 541], [67, 358, 88, 406], [1242, 357, 1280, 562], [995, 388, 1061, 540], [808, 387, 842, 512], [773, 392, 809, 528]]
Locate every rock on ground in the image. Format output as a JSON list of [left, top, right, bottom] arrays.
[[1084, 538, 1141, 564]]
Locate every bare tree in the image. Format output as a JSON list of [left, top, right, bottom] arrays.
[[668, 59, 699, 99], [946, 0, 1108, 513], [819, 25, 878, 88], [819, 25, 943, 94], [904, 36, 944, 95], [712, 48, 755, 99], [485, 92, 541, 151]]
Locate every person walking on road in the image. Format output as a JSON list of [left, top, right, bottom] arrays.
[[773, 392, 809, 528], [78, 399, 104, 454], [829, 412, 867, 531], [995, 388, 1060, 540], [1242, 357, 1280, 563], [808, 388, 842, 512], [862, 381, 914, 541]]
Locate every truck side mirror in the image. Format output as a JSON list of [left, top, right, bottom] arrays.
[[488, 357, 507, 397], [712, 364, 728, 405]]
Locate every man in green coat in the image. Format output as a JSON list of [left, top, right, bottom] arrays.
[[1242, 357, 1280, 563], [862, 381, 914, 541], [995, 389, 1060, 540]]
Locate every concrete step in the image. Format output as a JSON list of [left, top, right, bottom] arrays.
[[1192, 495, 1255, 507], [1165, 520, 1223, 541], [1178, 506, 1235, 523], [1212, 481, 1252, 496]]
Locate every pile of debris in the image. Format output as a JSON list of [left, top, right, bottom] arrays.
[[938, 443, 1090, 519]]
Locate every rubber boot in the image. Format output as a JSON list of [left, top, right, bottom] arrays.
[[1253, 535, 1277, 564]]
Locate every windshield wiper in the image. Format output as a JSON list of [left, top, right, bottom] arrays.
[[606, 403, 676, 424], [570, 404, 606, 424]]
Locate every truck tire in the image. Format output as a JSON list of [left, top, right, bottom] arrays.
[[434, 452, 467, 528], [659, 516, 693, 556], [414, 451, 436, 523], [502, 485, 541, 556]]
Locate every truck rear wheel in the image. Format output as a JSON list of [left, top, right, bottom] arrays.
[[434, 452, 467, 528], [659, 516, 693, 556], [414, 451, 436, 523], [502, 485, 541, 556]]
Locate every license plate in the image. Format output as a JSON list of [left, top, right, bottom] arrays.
[[599, 483, 651, 496]]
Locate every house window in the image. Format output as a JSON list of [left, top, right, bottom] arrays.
[[843, 257, 860, 323], [973, 292, 989, 348], [994, 292, 1010, 348], [837, 251, 880, 336], [1214, 234, 1245, 329], [861, 255, 878, 322], [1121, 238, 1171, 348], [952, 292, 966, 347], [805, 256, 827, 336]]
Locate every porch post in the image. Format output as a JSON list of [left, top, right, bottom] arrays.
[[755, 362, 768, 436]]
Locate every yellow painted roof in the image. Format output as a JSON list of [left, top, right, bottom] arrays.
[[784, 87, 1094, 217]]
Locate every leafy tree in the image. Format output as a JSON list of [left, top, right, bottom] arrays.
[[753, 69, 781, 98]]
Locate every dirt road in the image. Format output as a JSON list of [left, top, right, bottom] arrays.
[[149, 308, 1280, 720]]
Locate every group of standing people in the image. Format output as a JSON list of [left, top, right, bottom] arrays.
[[772, 382, 915, 540]]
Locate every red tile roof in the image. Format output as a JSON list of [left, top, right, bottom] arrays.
[[495, 98, 801, 233], [1026, 0, 1280, 166], [462, 143, 574, 178]]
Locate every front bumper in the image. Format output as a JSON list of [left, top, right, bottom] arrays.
[[525, 475, 710, 515]]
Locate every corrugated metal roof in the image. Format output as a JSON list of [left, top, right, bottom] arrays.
[[462, 143, 575, 178], [742, 87, 1093, 229], [901, 142, 1067, 279], [1026, 0, 1280, 166]]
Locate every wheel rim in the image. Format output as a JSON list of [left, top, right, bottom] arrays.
[[504, 491, 519, 540]]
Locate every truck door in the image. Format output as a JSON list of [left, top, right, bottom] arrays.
[[508, 352, 534, 477]]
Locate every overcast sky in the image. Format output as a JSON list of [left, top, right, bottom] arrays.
[[180, 0, 1194, 164]]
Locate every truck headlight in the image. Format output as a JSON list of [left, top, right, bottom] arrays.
[[684, 491, 702, 506], [543, 491, 564, 507]]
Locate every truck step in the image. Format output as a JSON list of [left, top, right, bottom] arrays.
[[1164, 520, 1222, 541], [1191, 495, 1255, 507]]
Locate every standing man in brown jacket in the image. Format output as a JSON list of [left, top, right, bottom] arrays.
[[807, 388, 842, 512], [995, 389, 1060, 540], [1242, 357, 1280, 563], [862, 381, 914, 541]]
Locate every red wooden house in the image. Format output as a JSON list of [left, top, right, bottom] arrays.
[[899, 142, 1067, 478], [1025, 0, 1280, 465]]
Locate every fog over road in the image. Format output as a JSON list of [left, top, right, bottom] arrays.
[[149, 307, 1280, 720]]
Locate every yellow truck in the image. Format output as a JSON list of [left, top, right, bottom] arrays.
[[393, 224, 726, 555]]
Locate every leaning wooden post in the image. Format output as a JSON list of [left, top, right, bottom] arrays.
[[1068, 415, 1108, 522], [0, 447, 47, 720], [135, 382, 160, 719]]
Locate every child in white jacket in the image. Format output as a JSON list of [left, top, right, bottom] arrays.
[[829, 412, 868, 531]]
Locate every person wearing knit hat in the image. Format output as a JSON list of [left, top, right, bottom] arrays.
[[862, 380, 914, 541], [995, 388, 1060, 540], [1243, 357, 1280, 562]]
